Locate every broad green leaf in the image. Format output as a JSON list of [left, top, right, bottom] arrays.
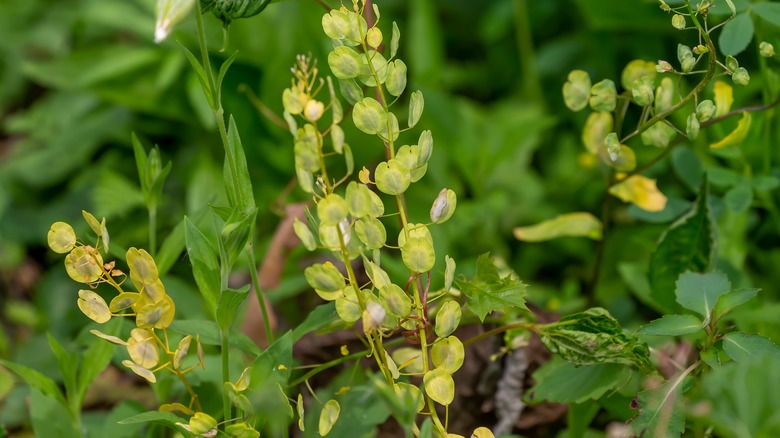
[[713, 288, 758, 319], [562, 70, 591, 111], [649, 179, 714, 313], [710, 112, 751, 149], [318, 399, 340, 436], [47, 335, 77, 410], [629, 370, 688, 437], [752, 175, 780, 191], [752, 2, 780, 26], [724, 180, 753, 212], [529, 357, 630, 403], [328, 46, 361, 80], [216, 286, 250, 331], [722, 332, 780, 362], [513, 212, 602, 242], [220, 206, 257, 270], [609, 174, 667, 212], [637, 314, 703, 336], [423, 369, 455, 406], [408, 91, 424, 128], [718, 12, 754, 56], [537, 308, 653, 373], [118, 411, 185, 428], [292, 302, 338, 342], [435, 300, 461, 338], [78, 318, 120, 404], [224, 116, 256, 214], [431, 336, 465, 373], [184, 217, 220, 316], [352, 97, 386, 135], [675, 271, 730, 320], [0, 360, 65, 404], [455, 253, 528, 321], [30, 388, 77, 438]]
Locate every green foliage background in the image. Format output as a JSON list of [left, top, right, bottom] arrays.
[[1, 0, 779, 435]]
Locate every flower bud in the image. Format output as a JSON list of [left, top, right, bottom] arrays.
[[304, 99, 325, 122], [725, 56, 739, 72], [696, 100, 716, 122], [760, 42, 775, 58], [154, 0, 195, 43], [201, 0, 272, 27], [686, 113, 700, 140], [430, 188, 457, 224], [672, 14, 686, 30], [732, 67, 750, 86], [632, 76, 655, 107], [189, 412, 217, 436], [656, 60, 674, 73], [659, 0, 671, 12], [693, 44, 708, 55], [654, 77, 674, 113]]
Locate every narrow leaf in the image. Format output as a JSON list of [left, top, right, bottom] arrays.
[[513, 212, 602, 242], [722, 332, 780, 362], [637, 314, 702, 336], [225, 115, 256, 214], [184, 217, 220, 316]]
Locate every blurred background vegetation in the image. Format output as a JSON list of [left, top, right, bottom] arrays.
[[0, 0, 777, 433]]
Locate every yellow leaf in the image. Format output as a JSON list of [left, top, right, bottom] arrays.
[[609, 174, 667, 212], [514, 212, 603, 242], [47, 222, 76, 254], [713, 80, 733, 118], [318, 399, 340, 436], [127, 328, 159, 369], [710, 112, 751, 149], [77, 290, 111, 323], [122, 360, 156, 383]]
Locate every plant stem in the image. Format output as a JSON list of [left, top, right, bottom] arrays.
[[512, 0, 543, 106], [221, 328, 232, 422], [247, 245, 274, 345], [149, 205, 157, 256]]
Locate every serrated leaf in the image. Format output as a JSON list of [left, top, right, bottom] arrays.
[[537, 307, 653, 373], [675, 271, 730, 320], [455, 253, 528, 321], [629, 368, 691, 437], [514, 212, 602, 242], [649, 178, 714, 313], [722, 332, 780, 362], [713, 288, 758, 319], [529, 357, 630, 403], [637, 314, 703, 336]]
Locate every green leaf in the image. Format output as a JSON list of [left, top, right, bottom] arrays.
[[649, 178, 715, 313], [77, 318, 120, 406], [513, 212, 602, 242], [529, 357, 631, 403], [675, 271, 730, 320], [713, 288, 758, 318], [30, 388, 77, 438], [184, 217, 220, 317], [724, 180, 753, 212], [318, 399, 340, 436], [752, 2, 780, 27], [637, 314, 703, 336], [338, 79, 363, 106], [220, 206, 257, 270], [118, 411, 186, 429], [455, 253, 528, 321], [216, 286, 250, 331], [629, 370, 689, 437], [0, 360, 65, 405], [225, 115, 256, 214], [718, 12, 753, 56], [537, 308, 653, 373], [431, 336, 464, 374], [292, 302, 338, 342], [216, 51, 239, 103], [168, 320, 261, 356], [47, 334, 78, 407], [178, 43, 214, 109], [722, 332, 780, 363]]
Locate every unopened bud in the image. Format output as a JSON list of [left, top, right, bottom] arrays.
[[693, 44, 708, 55], [604, 133, 621, 161], [656, 60, 674, 73], [725, 56, 739, 72], [677, 44, 695, 73], [430, 188, 457, 224], [732, 67, 750, 86], [189, 412, 217, 436], [304, 99, 324, 122], [154, 0, 195, 43], [760, 42, 775, 58], [659, 0, 671, 12]]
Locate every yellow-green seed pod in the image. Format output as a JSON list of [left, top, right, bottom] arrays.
[[65, 246, 104, 284], [48, 222, 76, 254], [760, 42, 775, 58], [562, 70, 591, 112], [732, 67, 750, 86]]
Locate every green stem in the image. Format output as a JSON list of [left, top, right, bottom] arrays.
[[512, 0, 543, 106], [149, 205, 157, 256], [221, 329, 232, 422], [247, 245, 274, 345]]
